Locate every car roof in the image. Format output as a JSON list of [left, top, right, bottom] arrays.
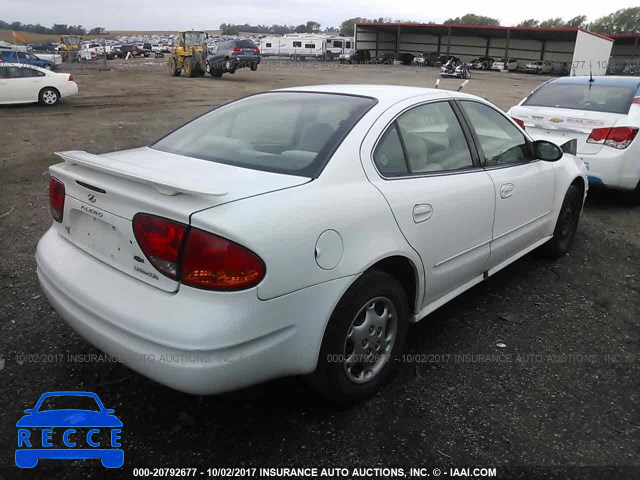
[[0, 62, 48, 72], [549, 76, 640, 88], [276, 84, 482, 107]]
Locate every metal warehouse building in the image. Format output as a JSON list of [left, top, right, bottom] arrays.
[[354, 23, 639, 75]]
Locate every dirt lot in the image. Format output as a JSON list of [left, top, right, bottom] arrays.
[[0, 58, 638, 479]]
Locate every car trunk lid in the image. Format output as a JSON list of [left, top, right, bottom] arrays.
[[510, 105, 628, 155], [50, 147, 309, 292]]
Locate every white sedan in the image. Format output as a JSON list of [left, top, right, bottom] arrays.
[[509, 76, 640, 203], [0, 63, 78, 106], [36, 85, 587, 401]]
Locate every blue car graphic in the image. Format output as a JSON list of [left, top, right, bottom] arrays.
[[16, 391, 123, 468]]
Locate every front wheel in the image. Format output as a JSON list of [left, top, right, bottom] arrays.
[[306, 270, 409, 402], [541, 185, 582, 258], [464, 70, 471, 79], [168, 57, 180, 76]]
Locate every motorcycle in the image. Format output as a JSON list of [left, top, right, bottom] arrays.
[[439, 61, 471, 79]]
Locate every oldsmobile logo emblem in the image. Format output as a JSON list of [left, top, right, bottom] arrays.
[[549, 118, 564, 123], [88, 194, 96, 203]]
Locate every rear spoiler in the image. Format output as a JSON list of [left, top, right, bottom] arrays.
[[54, 150, 228, 197]]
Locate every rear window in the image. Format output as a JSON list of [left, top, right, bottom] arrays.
[[524, 82, 637, 114], [235, 40, 257, 48], [152, 92, 376, 177]]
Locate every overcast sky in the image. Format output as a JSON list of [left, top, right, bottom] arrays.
[[2, 0, 638, 31]]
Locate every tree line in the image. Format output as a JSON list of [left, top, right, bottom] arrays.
[[340, 7, 640, 35], [0, 20, 105, 36]]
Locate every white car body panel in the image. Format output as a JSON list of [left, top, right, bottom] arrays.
[[509, 79, 640, 191], [36, 84, 587, 394], [0, 63, 78, 105]]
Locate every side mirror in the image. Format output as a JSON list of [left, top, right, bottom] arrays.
[[24, 409, 34, 414], [533, 140, 563, 162], [104, 409, 115, 414]]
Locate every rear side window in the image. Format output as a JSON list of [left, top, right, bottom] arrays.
[[374, 125, 408, 176], [16, 67, 45, 77], [524, 82, 637, 114], [374, 102, 474, 176]]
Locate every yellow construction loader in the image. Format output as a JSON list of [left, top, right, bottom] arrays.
[[167, 31, 208, 77], [60, 35, 82, 62]]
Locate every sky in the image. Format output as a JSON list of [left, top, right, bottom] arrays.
[[1, 0, 638, 31]]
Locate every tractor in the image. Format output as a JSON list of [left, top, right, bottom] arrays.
[[60, 35, 82, 62], [167, 31, 208, 77]]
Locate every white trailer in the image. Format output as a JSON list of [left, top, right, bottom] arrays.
[[570, 29, 613, 76], [259, 35, 354, 59]]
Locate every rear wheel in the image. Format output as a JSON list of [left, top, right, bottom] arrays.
[[541, 185, 582, 258], [224, 58, 236, 74], [39, 88, 59, 106], [306, 270, 409, 402], [629, 180, 640, 206], [250, 62, 258, 71]]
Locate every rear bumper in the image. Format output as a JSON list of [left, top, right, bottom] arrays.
[[36, 228, 353, 394], [233, 56, 261, 66], [579, 148, 640, 191]]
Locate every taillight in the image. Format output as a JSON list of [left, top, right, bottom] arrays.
[[49, 177, 65, 222], [632, 97, 640, 105], [182, 228, 265, 290], [254, 47, 260, 53], [587, 126, 638, 149], [132, 214, 266, 290], [132, 214, 188, 280], [68, 74, 74, 82], [232, 47, 243, 52], [512, 117, 525, 130]]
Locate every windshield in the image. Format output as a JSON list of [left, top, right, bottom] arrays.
[[184, 32, 205, 47], [523, 82, 636, 114], [37, 395, 101, 412], [152, 92, 376, 177]]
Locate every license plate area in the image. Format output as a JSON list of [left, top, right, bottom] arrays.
[[57, 196, 179, 292]]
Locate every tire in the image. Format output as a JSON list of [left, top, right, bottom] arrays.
[[224, 59, 236, 74], [250, 62, 258, 71], [210, 69, 223, 78], [629, 180, 640, 206], [306, 270, 410, 402], [39, 87, 59, 106], [184, 58, 197, 77], [168, 57, 180, 76], [541, 185, 582, 258]]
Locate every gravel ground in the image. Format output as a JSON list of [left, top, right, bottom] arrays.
[[0, 58, 638, 480]]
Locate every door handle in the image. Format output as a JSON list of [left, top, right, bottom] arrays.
[[500, 183, 514, 199], [413, 204, 433, 223]]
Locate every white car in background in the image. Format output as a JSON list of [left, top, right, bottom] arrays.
[[0, 63, 78, 106], [524, 60, 553, 74], [492, 57, 519, 71], [509, 76, 640, 202], [36, 85, 587, 401]]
